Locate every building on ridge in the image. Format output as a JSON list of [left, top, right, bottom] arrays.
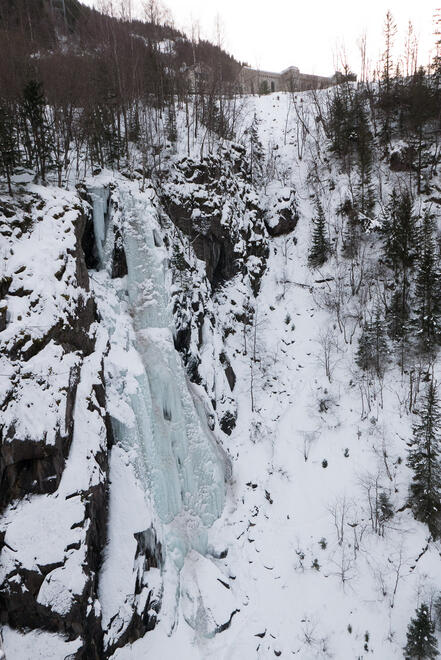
[[240, 65, 346, 94]]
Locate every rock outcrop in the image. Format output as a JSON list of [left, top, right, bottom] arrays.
[[0, 188, 110, 658]]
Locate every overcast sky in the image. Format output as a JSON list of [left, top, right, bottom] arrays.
[[86, 0, 436, 77]]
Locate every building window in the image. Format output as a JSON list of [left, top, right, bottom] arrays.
[[271, 81, 275, 92]]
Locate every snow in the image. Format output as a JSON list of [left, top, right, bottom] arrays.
[[99, 444, 158, 644], [180, 550, 238, 637], [0, 185, 92, 449], [1, 626, 82, 660]]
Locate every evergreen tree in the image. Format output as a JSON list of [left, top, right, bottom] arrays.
[[342, 216, 361, 259], [308, 197, 330, 268], [388, 285, 412, 342], [356, 308, 389, 377], [382, 189, 417, 346], [404, 603, 439, 659], [258, 80, 270, 96], [21, 80, 52, 181], [382, 188, 417, 275], [329, 88, 375, 226], [413, 210, 441, 353], [379, 10, 397, 147], [166, 102, 178, 143], [407, 379, 441, 537], [0, 100, 18, 194], [328, 85, 353, 159], [353, 93, 375, 220], [128, 108, 141, 143], [245, 113, 264, 185], [378, 491, 394, 529]]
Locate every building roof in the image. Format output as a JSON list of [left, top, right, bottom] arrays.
[[242, 66, 282, 77]]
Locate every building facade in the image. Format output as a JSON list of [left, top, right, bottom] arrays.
[[240, 65, 338, 94]]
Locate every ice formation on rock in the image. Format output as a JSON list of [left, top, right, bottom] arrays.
[[91, 181, 227, 568]]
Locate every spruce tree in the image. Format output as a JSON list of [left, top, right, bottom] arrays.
[[407, 379, 441, 537], [404, 603, 439, 659], [353, 93, 375, 220], [356, 308, 389, 377], [308, 197, 330, 268], [388, 285, 411, 341], [166, 103, 178, 143], [382, 189, 417, 346], [382, 188, 417, 275], [342, 215, 361, 259], [379, 10, 397, 147], [413, 210, 441, 353], [258, 80, 270, 96], [246, 113, 264, 185], [377, 491, 394, 532], [329, 85, 352, 159]]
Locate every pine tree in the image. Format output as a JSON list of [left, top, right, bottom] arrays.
[[404, 603, 439, 659], [413, 210, 441, 353], [246, 113, 264, 185], [308, 197, 330, 268], [356, 308, 389, 377], [407, 379, 441, 537]]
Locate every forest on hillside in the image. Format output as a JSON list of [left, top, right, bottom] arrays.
[[0, 0, 243, 188]]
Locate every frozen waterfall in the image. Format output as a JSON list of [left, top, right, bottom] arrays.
[[90, 180, 226, 569]]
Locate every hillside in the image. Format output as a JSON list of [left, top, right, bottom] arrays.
[[2, 3, 441, 659], [0, 0, 241, 124]]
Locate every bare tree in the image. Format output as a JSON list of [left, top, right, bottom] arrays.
[[316, 327, 340, 382]]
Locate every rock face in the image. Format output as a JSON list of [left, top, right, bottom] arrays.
[[161, 145, 270, 440], [0, 188, 110, 658], [0, 191, 98, 509], [161, 143, 269, 295], [264, 187, 299, 237], [0, 142, 272, 657], [389, 142, 416, 172], [104, 527, 163, 657]]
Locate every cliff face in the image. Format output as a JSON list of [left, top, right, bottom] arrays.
[[0, 186, 109, 657], [0, 140, 288, 658]]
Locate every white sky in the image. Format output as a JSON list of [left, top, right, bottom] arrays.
[[86, 0, 437, 77]]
